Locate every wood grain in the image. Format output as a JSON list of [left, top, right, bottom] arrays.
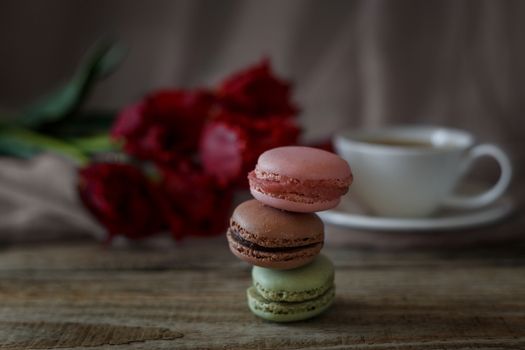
[[0, 238, 524, 349]]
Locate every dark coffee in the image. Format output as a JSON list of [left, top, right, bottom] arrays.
[[363, 138, 435, 148]]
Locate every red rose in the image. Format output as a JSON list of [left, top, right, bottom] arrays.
[[78, 163, 165, 240], [111, 89, 215, 165], [157, 162, 233, 240], [201, 59, 301, 186], [200, 110, 301, 186], [218, 59, 298, 117]]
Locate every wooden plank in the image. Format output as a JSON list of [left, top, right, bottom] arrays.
[[0, 239, 524, 349]]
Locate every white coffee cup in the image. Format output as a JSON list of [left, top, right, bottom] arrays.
[[334, 126, 512, 217]]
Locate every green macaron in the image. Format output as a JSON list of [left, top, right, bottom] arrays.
[[247, 254, 335, 322]]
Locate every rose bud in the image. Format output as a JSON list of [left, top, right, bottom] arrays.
[[157, 162, 233, 240], [78, 162, 165, 241], [111, 89, 215, 165], [200, 111, 301, 187], [218, 58, 299, 117]]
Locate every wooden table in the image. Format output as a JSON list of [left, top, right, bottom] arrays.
[[0, 234, 524, 349]]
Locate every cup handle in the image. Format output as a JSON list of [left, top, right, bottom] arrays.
[[443, 144, 512, 210]]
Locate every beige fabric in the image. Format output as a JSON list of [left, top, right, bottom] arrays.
[[0, 154, 104, 242], [0, 0, 523, 243]]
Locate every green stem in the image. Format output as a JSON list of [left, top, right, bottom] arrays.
[[5, 126, 89, 166], [68, 133, 118, 154]]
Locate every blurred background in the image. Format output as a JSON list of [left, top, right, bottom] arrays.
[[2, 0, 525, 141], [0, 0, 524, 243]]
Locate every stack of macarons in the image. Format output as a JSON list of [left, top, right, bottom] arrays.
[[227, 146, 353, 322]]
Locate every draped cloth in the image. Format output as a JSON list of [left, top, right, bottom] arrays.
[[0, 0, 523, 246]]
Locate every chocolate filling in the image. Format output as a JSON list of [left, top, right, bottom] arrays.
[[228, 227, 321, 253]]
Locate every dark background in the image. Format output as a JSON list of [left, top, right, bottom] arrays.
[[1, 1, 523, 142]]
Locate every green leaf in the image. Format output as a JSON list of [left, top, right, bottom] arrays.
[[93, 42, 126, 78], [20, 39, 126, 128]]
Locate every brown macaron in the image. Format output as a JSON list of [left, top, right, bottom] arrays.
[[227, 199, 324, 270]]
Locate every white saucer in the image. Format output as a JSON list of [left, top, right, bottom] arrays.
[[318, 195, 515, 232]]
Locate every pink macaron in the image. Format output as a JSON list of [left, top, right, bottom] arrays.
[[248, 146, 353, 212]]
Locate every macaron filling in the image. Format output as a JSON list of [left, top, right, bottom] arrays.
[[228, 224, 322, 253], [248, 170, 351, 204]]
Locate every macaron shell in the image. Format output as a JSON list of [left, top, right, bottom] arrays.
[[247, 285, 335, 322], [251, 189, 341, 212], [231, 199, 324, 245], [256, 146, 352, 181], [251, 254, 335, 300]]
